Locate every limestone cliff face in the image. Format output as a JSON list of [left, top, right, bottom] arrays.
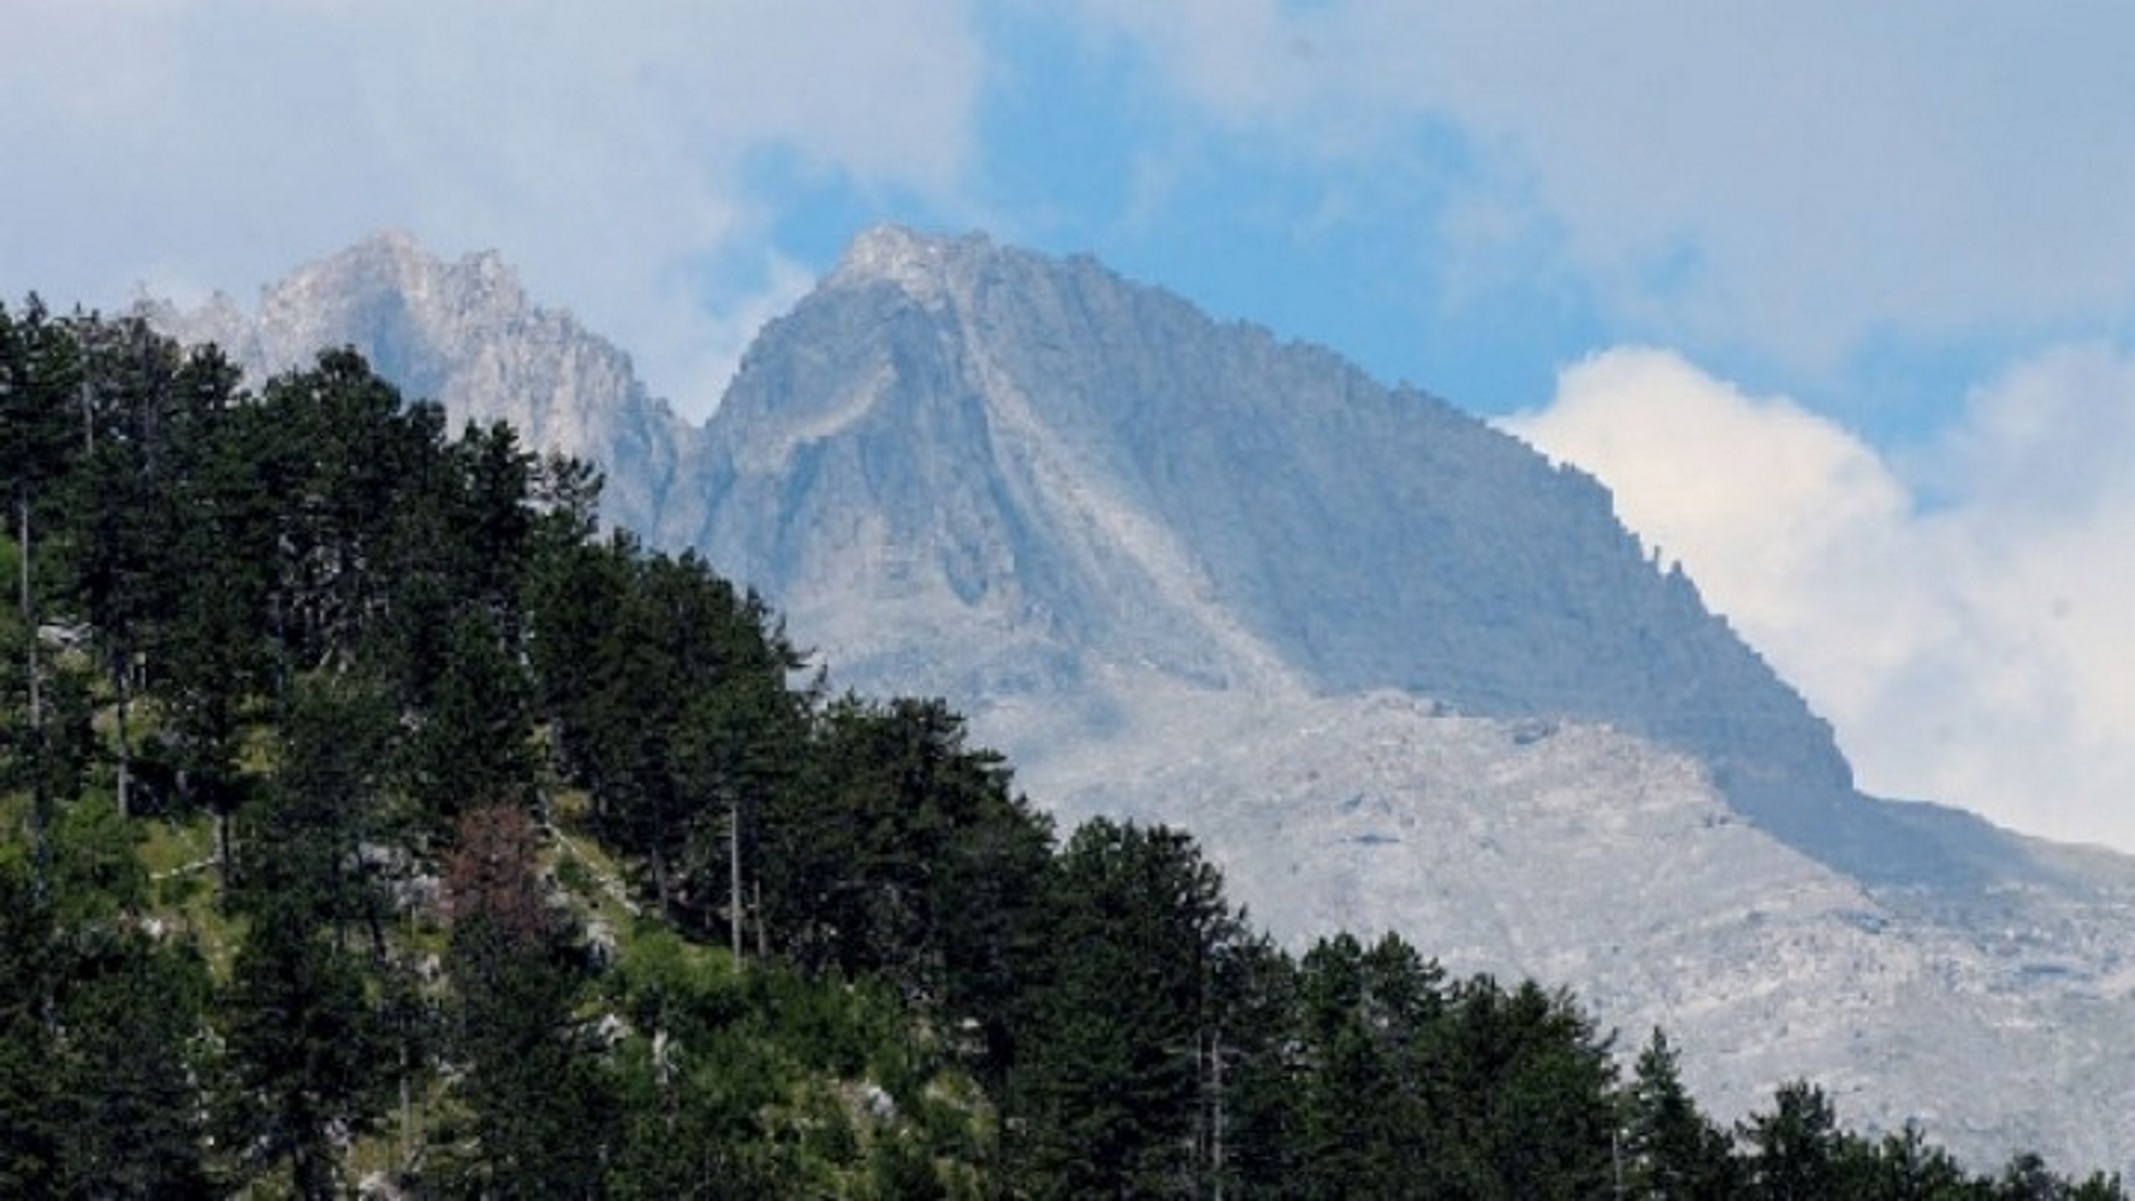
[[680, 228, 1984, 881]]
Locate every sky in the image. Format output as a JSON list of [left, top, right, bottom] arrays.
[[4, 1, 2132, 850]]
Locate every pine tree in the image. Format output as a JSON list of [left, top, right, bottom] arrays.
[[55, 316, 190, 817], [1008, 819, 1248, 1196], [1741, 1079, 1848, 1201], [1623, 1027, 1739, 1198], [0, 856, 59, 1194], [1431, 975, 1620, 1198], [1837, 1119, 1977, 1200], [218, 677, 400, 1197], [219, 898, 394, 1198], [440, 805, 613, 1195], [1290, 932, 1449, 1197], [0, 298, 85, 898], [51, 933, 215, 1198], [399, 609, 538, 835]]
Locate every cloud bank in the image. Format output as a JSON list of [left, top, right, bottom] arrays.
[[1505, 347, 2135, 850], [1063, 1, 2135, 388], [0, 0, 983, 419]]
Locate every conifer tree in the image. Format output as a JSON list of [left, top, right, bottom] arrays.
[[56, 316, 189, 817], [0, 298, 84, 897], [1432, 975, 1619, 1198], [218, 678, 400, 1197], [400, 609, 538, 836], [220, 897, 393, 1199], [0, 857, 59, 1194], [51, 932, 215, 1198], [1291, 932, 1449, 1197], [1623, 1027, 1739, 1198], [1741, 1079, 1848, 1200], [1008, 819, 1247, 1196], [440, 805, 613, 1195]]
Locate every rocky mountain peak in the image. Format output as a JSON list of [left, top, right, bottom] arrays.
[[142, 235, 689, 538], [826, 224, 996, 309], [255, 233, 534, 362]]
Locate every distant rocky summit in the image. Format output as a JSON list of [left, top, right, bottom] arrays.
[[141, 232, 694, 538], [146, 228, 2135, 1171]]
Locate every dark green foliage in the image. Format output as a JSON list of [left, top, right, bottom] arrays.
[[438, 805, 614, 1196], [51, 930, 216, 1198], [371, 417, 540, 720], [1, 297, 87, 902], [766, 694, 1053, 1053], [217, 676, 404, 1196], [243, 674, 397, 929], [252, 348, 428, 674], [0, 297, 85, 505], [1278, 936, 1623, 1199], [1204, 933, 1305, 1192], [399, 608, 539, 833], [220, 896, 396, 1198], [1290, 932, 1448, 1197], [1838, 1119, 1980, 1200], [1742, 1079, 1849, 1200], [0, 855, 60, 1195], [529, 535, 806, 926], [144, 345, 272, 872], [1992, 1151, 2125, 1201], [1625, 1028, 1740, 1198], [1006, 818, 1249, 1197], [57, 316, 210, 817], [1431, 975, 1621, 1198], [0, 794, 215, 1197]]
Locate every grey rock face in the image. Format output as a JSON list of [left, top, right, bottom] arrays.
[[681, 227, 1997, 892], [142, 231, 694, 537], [146, 227, 2135, 1171]]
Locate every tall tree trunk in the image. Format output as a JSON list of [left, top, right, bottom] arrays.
[[111, 643, 133, 819], [19, 492, 49, 902], [650, 841, 671, 924], [215, 809, 232, 901], [729, 798, 744, 960], [754, 876, 767, 960], [18, 495, 35, 725]]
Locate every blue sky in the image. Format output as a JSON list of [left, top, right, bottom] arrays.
[[4, 1, 2132, 849]]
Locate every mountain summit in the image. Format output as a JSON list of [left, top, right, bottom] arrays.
[[143, 232, 695, 534], [146, 228, 2135, 1167]]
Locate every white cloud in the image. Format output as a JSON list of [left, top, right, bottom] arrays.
[[0, 0, 984, 416], [1504, 347, 2135, 851], [1062, 2, 2135, 376]]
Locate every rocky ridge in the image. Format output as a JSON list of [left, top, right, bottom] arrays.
[[141, 231, 694, 535]]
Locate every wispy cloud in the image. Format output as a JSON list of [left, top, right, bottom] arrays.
[[1059, 2, 2135, 390], [0, 0, 984, 416], [1505, 347, 2135, 849]]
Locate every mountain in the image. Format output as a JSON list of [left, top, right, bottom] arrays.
[[140, 231, 694, 536], [681, 228, 2010, 891], [145, 229, 2135, 1170]]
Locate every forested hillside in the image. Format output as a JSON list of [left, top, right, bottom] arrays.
[[1, 300, 2119, 1197]]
